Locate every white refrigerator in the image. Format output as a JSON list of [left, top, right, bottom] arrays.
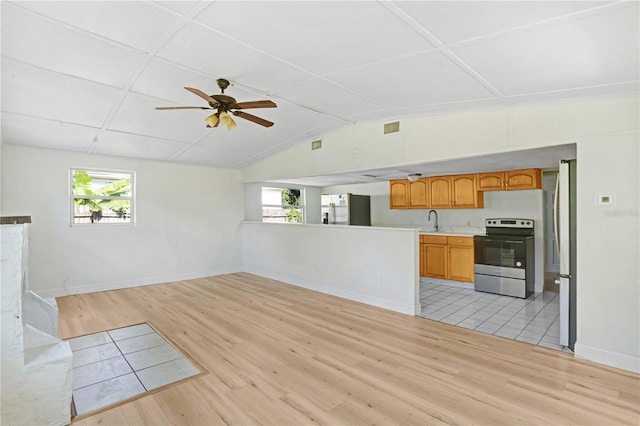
[[554, 159, 577, 350]]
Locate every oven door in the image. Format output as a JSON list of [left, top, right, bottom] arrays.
[[473, 236, 527, 269]]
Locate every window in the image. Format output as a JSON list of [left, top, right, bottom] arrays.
[[70, 168, 134, 225], [261, 187, 304, 223]]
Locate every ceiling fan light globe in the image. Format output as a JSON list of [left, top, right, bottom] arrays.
[[219, 111, 232, 127], [205, 113, 219, 127], [226, 116, 237, 130]]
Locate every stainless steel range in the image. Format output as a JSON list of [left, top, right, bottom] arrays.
[[473, 218, 535, 298]]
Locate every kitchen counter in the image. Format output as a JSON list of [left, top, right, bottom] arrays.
[[374, 225, 485, 237], [419, 231, 481, 237], [417, 225, 485, 237]]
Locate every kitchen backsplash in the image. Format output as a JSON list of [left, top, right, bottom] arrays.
[[371, 190, 543, 230]]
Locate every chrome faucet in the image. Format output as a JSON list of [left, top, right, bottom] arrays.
[[428, 210, 438, 232]]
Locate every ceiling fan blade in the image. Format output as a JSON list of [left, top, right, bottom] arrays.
[[184, 87, 217, 104], [232, 100, 277, 109], [232, 111, 274, 127], [155, 106, 211, 110]]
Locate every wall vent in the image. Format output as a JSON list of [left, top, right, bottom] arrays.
[[311, 139, 322, 150], [384, 121, 400, 135]]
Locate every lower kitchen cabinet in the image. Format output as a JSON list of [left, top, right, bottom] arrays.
[[420, 235, 474, 283]]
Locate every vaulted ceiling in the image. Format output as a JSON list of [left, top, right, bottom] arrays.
[[1, 1, 638, 171]]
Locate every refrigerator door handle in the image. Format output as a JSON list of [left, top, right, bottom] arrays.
[[554, 171, 561, 260]]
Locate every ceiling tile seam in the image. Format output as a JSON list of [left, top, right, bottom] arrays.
[[234, 76, 389, 113], [96, 127, 195, 146], [379, 1, 507, 103], [502, 80, 640, 99], [346, 97, 504, 121], [0, 55, 129, 92], [190, 20, 321, 85], [4, 1, 151, 56], [168, 128, 221, 162], [447, 1, 635, 51], [87, 2, 213, 155], [0, 111, 104, 131]]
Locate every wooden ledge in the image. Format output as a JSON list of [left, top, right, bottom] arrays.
[[1, 216, 32, 225]]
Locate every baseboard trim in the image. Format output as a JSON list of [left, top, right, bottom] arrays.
[[34, 266, 243, 298], [244, 266, 415, 315], [574, 342, 640, 373]]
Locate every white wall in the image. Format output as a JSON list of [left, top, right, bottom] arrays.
[[574, 133, 639, 372], [242, 222, 418, 315], [241, 97, 640, 372], [1, 145, 245, 297]]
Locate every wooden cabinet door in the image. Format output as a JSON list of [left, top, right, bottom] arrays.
[[424, 244, 447, 279], [451, 174, 483, 208], [419, 244, 428, 276], [408, 178, 429, 208], [476, 172, 505, 191], [506, 169, 541, 190], [389, 180, 408, 209], [447, 236, 474, 283], [428, 176, 451, 208]]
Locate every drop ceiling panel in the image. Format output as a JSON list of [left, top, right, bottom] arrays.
[[452, 4, 640, 96], [1, 3, 146, 88], [130, 58, 223, 105], [1, 113, 98, 151], [505, 81, 640, 104], [172, 143, 254, 168], [330, 51, 498, 107], [108, 92, 209, 142], [195, 2, 436, 76], [155, 2, 202, 17], [275, 79, 385, 119], [156, 22, 312, 92], [15, 0, 184, 52], [396, 1, 610, 44], [1, 58, 123, 128], [258, 100, 345, 135], [92, 131, 190, 161]]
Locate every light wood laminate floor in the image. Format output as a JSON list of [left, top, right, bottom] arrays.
[[57, 273, 640, 425]]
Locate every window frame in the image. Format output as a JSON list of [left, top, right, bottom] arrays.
[[69, 167, 136, 227], [261, 186, 305, 224]]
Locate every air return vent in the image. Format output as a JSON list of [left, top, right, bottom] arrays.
[[384, 121, 400, 135], [311, 139, 322, 150]]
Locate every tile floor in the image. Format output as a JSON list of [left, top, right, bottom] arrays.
[[419, 281, 565, 351], [67, 323, 200, 416]]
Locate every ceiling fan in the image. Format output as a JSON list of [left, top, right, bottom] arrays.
[[155, 78, 277, 130]]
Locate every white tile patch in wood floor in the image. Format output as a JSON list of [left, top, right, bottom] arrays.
[[67, 323, 199, 416], [419, 281, 567, 351]]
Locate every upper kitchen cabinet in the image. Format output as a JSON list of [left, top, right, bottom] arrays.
[[476, 168, 542, 191], [505, 168, 541, 190], [389, 178, 429, 209], [428, 174, 484, 209], [451, 174, 484, 208], [428, 176, 451, 208], [389, 179, 409, 208], [476, 171, 506, 191]]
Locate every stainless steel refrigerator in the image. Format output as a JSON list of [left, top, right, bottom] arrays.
[[321, 194, 371, 226], [554, 159, 577, 350]]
